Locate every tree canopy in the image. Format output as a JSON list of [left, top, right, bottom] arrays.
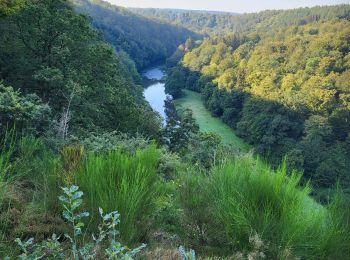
[[0, 0, 161, 137], [72, 0, 200, 69], [166, 8, 350, 188]]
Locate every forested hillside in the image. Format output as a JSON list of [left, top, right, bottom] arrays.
[[130, 5, 350, 35], [166, 8, 350, 191], [0, 0, 162, 256], [0, 0, 161, 137], [73, 0, 200, 69]]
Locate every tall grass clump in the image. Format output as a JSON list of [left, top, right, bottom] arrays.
[[0, 133, 14, 249], [75, 145, 160, 244], [7, 136, 64, 213], [0, 130, 15, 185], [180, 154, 350, 259], [0, 133, 61, 189]]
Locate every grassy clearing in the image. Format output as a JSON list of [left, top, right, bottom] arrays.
[[175, 90, 250, 152]]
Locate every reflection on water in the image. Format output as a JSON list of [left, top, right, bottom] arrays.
[[144, 82, 167, 120], [143, 67, 170, 123], [142, 68, 165, 81]]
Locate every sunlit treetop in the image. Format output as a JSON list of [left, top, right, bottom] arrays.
[[0, 0, 25, 16]]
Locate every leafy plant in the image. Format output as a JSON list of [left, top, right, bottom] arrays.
[[0, 85, 51, 135], [15, 185, 146, 259], [15, 235, 63, 259], [58, 185, 90, 259], [179, 246, 196, 260]]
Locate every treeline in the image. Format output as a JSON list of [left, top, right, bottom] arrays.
[[130, 5, 350, 36], [166, 15, 350, 190], [72, 0, 200, 69], [0, 0, 161, 138]]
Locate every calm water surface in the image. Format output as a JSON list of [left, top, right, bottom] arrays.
[[143, 67, 169, 122]]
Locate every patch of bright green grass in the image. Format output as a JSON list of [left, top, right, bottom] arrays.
[[75, 145, 160, 244], [175, 89, 250, 152]]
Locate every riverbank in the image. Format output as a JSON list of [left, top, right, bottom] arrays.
[[175, 89, 250, 151], [142, 66, 250, 152]]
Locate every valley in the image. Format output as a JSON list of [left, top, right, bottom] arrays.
[[0, 0, 349, 259], [175, 90, 250, 150], [143, 67, 249, 150]]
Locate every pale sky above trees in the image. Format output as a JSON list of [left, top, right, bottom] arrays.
[[105, 0, 349, 13]]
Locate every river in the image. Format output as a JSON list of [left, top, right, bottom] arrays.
[[142, 67, 170, 123]]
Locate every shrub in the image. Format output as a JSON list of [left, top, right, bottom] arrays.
[[152, 177, 182, 238], [82, 131, 151, 154], [179, 170, 213, 248], [157, 150, 184, 180], [0, 85, 51, 135], [180, 154, 350, 259], [75, 145, 160, 244]]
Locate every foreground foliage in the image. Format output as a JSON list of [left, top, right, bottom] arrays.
[[15, 185, 145, 259], [179, 155, 350, 259], [75, 145, 160, 244], [1, 134, 350, 259]]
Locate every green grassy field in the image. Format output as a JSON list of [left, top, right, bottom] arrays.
[[175, 89, 250, 152]]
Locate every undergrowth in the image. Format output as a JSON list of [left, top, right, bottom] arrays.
[[1, 133, 349, 259], [14, 185, 145, 259], [179, 154, 350, 259], [75, 145, 160, 244]]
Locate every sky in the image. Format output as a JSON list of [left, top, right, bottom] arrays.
[[105, 0, 350, 13]]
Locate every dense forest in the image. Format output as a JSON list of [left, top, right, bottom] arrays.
[[166, 6, 350, 193], [73, 0, 200, 69], [1, 0, 350, 259], [0, 0, 162, 137], [130, 5, 350, 35]]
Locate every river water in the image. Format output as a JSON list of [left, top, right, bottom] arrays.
[[143, 67, 169, 122]]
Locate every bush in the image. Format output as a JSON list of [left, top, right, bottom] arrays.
[[0, 133, 76, 257], [180, 170, 213, 249], [0, 85, 51, 135], [0, 135, 64, 213], [179, 154, 350, 259], [82, 131, 151, 154], [157, 150, 184, 180], [75, 145, 160, 244]]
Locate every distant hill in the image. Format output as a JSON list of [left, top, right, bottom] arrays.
[[129, 5, 350, 35], [71, 0, 200, 69], [130, 7, 239, 16]]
